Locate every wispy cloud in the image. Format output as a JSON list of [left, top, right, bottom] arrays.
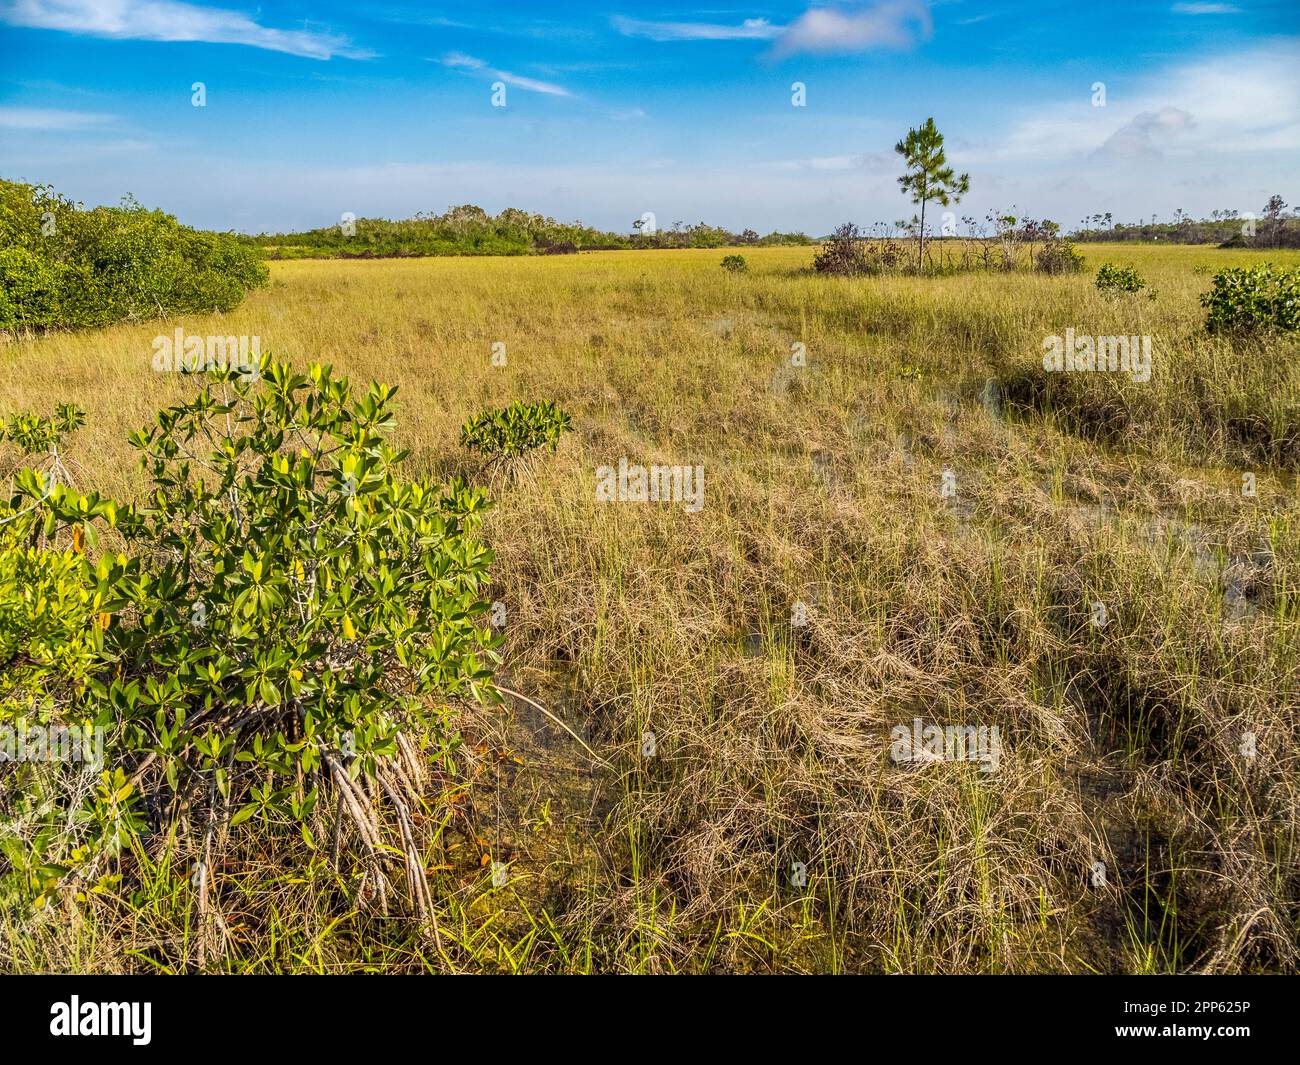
[[494, 71, 570, 96], [0, 0, 371, 59], [772, 0, 933, 57], [0, 105, 114, 130], [441, 51, 486, 70], [1171, 3, 1240, 13], [611, 15, 781, 41], [612, 3, 932, 56], [770, 154, 866, 172], [383, 13, 474, 31], [434, 52, 571, 97]]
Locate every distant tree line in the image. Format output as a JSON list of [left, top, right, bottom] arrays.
[[628, 220, 811, 249], [1070, 196, 1297, 248], [243, 205, 812, 259]]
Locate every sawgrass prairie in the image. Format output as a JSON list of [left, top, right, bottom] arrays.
[[4, 242, 1299, 973]]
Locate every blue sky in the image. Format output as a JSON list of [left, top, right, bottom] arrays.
[[1, 1, 1297, 234]]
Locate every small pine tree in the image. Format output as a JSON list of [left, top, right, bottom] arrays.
[[894, 118, 970, 274]]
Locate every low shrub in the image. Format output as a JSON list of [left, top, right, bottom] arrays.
[[1201, 264, 1300, 334], [460, 400, 573, 462], [812, 224, 871, 276], [0, 178, 268, 333], [0, 363, 499, 934], [721, 254, 748, 273], [1034, 238, 1086, 275], [1095, 263, 1145, 294]]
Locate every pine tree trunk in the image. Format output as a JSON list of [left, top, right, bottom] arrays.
[[918, 198, 926, 274]]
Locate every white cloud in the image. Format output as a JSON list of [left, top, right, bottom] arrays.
[[1096, 107, 1195, 160], [0, 105, 113, 129], [771, 1, 933, 57], [0, 0, 370, 59], [769, 153, 895, 173], [612, 4, 931, 56], [440, 51, 486, 70], [494, 71, 570, 97], [961, 42, 1300, 165], [434, 53, 571, 97], [611, 15, 781, 41], [1171, 3, 1240, 14]]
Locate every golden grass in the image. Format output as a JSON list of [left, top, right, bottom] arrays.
[[3, 243, 1298, 972]]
